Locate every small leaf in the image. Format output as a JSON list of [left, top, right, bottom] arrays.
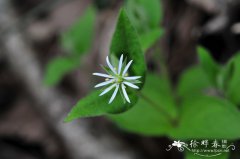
[[125, 0, 162, 32], [125, 0, 148, 33], [224, 53, 240, 105], [177, 66, 211, 98], [109, 74, 177, 136], [44, 7, 95, 86], [140, 28, 164, 52], [125, 0, 164, 52], [137, 0, 162, 28], [219, 60, 234, 91], [197, 46, 220, 86], [171, 95, 240, 139], [61, 6, 96, 55], [110, 9, 147, 89], [65, 90, 138, 122], [44, 56, 80, 86]]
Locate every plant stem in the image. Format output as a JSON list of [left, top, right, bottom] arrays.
[[137, 92, 177, 126]]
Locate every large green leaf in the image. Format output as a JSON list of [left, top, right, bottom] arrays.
[[64, 90, 138, 122], [65, 9, 148, 122], [140, 28, 164, 52], [171, 95, 240, 139], [109, 74, 177, 136], [44, 56, 80, 86], [177, 66, 211, 98], [110, 9, 146, 88], [61, 6, 95, 55], [197, 46, 220, 86], [224, 53, 240, 105]]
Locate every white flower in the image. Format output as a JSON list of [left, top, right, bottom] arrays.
[[93, 54, 141, 104]]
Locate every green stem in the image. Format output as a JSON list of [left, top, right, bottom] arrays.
[[137, 91, 177, 126]]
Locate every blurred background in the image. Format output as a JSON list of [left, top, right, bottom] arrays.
[[1, 0, 240, 159]]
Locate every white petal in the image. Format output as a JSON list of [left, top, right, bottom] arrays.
[[99, 83, 116, 96], [93, 73, 114, 78], [109, 84, 119, 104], [122, 60, 133, 76], [124, 76, 141, 80], [121, 84, 130, 103], [118, 54, 123, 74], [94, 79, 115, 88], [106, 56, 117, 74], [123, 81, 139, 89]]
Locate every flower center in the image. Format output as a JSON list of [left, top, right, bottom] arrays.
[[116, 76, 123, 84]]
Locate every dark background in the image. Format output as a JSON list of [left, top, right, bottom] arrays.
[[0, 0, 240, 158]]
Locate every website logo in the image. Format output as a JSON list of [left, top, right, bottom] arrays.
[[166, 140, 235, 157]]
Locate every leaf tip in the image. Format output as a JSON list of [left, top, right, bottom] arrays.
[[197, 45, 206, 56], [118, 8, 129, 19], [64, 114, 73, 123]]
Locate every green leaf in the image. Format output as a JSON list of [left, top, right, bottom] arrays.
[[185, 151, 229, 159], [171, 95, 240, 139], [44, 7, 96, 86], [140, 28, 164, 52], [65, 90, 138, 122], [125, 0, 163, 51], [44, 56, 80, 86], [177, 66, 211, 98], [125, 0, 162, 32], [61, 6, 96, 55], [64, 9, 148, 122], [197, 46, 220, 86], [224, 53, 240, 105], [137, 0, 162, 28], [109, 74, 177, 136], [125, 0, 148, 33], [110, 9, 146, 88], [219, 60, 234, 91]]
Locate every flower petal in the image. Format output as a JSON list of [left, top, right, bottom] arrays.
[[106, 56, 117, 74], [94, 79, 115, 88], [122, 60, 133, 76], [99, 83, 116, 96], [109, 84, 119, 104], [93, 73, 114, 78], [124, 76, 141, 80], [121, 84, 130, 103], [118, 54, 123, 75], [123, 81, 139, 89]]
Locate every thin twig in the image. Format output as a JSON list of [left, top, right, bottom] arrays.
[[138, 92, 177, 126]]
